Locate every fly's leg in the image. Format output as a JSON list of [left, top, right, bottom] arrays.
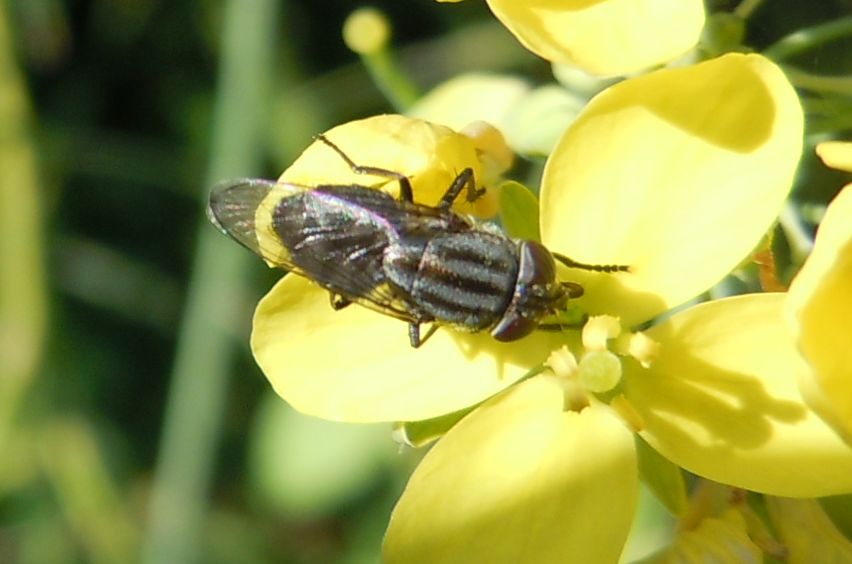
[[329, 293, 352, 310], [537, 283, 584, 332], [408, 322, 439, 348], [553, 253, 631, 273], [315, 134, 415, 203], [537, 320, 586, 331], [437, 168, 485, 210]]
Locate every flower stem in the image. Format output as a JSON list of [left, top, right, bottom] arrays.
[[0, 0, 47, 443], [733, 0, 766, 20], [763, 16, 852, 62], [779, 201, 814, 264], [140, 1, 277, 562], [342, 7, 420, 111], [40, 418, 138, 564], [783, 66, 852, 96], [361, 48, 421, 112]]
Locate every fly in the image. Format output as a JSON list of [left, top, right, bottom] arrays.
[[207, 135, 628, 348]]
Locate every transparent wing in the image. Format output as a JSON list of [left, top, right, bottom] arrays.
[[207, 179, 422, 323], [207, 178, 299, 261]]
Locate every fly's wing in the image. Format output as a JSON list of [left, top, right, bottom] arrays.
[[207, 180, 422, 324], [207, 178, 296, 261]]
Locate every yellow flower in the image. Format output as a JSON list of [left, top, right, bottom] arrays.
[[786, 142, 852, 443], [251, 55, 852, 561], [816, 140, 852, 172], [387, 52, 849, 558], [479, 0, 706, 76]]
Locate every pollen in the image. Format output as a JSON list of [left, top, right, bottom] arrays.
[[546, 345, 578, 379], [627, 331, 660, 368], [582, 315, 622, 351]]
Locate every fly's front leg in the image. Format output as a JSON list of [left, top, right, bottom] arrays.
[[315, 134, 415, 203], [437, 168, 485, 210]]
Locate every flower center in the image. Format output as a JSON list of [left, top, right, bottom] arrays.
[[545, 315, 659, 430], [578, 350, 622, 393]]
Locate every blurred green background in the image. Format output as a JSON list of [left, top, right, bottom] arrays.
[[1, 1, 850, 563], [0, 2, 531, 562]]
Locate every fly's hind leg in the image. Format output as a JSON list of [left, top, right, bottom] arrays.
[[315, 134, 415, 203], [408, 322, 439, 348]]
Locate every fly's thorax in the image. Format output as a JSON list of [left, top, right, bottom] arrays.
[[384, 230, 519, 331], [491, 240, 571, 342], [383, 237, 429, 294]]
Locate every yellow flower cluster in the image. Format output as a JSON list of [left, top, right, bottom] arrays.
[[247, 4, 852, 562]]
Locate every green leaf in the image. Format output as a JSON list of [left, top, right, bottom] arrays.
[[498, 180, 540, 242], [635, 435, 688, 517], [393, 406, 474, 448], [820, 494, 852, 540]]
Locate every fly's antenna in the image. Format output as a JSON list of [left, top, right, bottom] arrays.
[[553, 253, 631, 273]]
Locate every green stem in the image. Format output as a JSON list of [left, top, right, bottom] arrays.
[[779, 201, 814, 264], [40, 418, 138, 564], [0, 0, 47, 471], [733, 0, 766, 20], [807, 110, 852, 137], [140, 1, 277, 563], [362, 48, 421, 112], [783, 66, 852, 96], [763, 16, 852, 62]]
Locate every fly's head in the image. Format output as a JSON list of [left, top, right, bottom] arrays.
[[491, 241, 583, 342]]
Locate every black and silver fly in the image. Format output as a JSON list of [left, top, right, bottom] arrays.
[[208, 135, 627, 348]]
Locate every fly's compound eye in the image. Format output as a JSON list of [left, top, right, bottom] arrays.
[[491, 241, 563, 342], [517, 241, 556, 288], [491, 312, 537, 342]]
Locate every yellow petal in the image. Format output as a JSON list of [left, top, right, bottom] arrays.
[[541, 54, 803, 326], [252, 276, 570, 422], [501, 84, 585, 155], [766, 497, 852, 564], [279, 114, 488, 216], [816, 141, 852, 172], [485, 0, 705, 76], [787, 184, 852, 442], [407, 73, 529, 133], [624, 293, 852, 496], [658, 509, 762, 564], [383, 376, 638, 563]]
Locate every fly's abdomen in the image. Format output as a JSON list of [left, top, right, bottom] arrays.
[[386, 232, 518, 331]]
